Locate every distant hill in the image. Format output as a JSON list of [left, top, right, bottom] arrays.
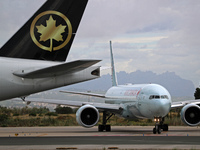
[[63, 70, 195, 97]]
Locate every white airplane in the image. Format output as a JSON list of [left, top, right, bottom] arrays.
[[0, 0, 101, 101], [25, 41, 200, 134]]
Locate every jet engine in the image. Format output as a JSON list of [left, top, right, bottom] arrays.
[[180, 104, 200, 126], [76, 104, 99, 128]]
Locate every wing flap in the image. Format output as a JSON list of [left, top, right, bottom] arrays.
[[13, 60, 101, 78]]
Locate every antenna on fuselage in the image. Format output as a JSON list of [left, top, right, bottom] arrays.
[[110, 41, 118, 87]]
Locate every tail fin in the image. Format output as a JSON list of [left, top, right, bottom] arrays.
[[110, 41, 118, 86], [0, 0, 88, 61]]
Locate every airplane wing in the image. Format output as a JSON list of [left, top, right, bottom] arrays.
[[60, 91, 106, 98], [171, 99, 200, 108], [13, 60, 100, 78], [23, 98, 122, 112]]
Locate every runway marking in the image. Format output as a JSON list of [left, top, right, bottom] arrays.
[[92, 133, 190, 137], [56, 147, 77, 149], [37, 133, 48, 137], [93, 134, 143, 136], [0, 126, 199, 137]]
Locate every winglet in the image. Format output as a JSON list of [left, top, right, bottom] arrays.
[[110, 41, 118, 86]]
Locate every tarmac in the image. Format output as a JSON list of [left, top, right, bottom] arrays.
[[0, 126, 199, 150]]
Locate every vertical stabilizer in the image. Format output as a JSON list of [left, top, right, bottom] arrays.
[[0, 0, 88, 62], [110, 41, 118, 86]]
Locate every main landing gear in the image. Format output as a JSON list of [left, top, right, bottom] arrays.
[[98, 111, 114, 132], [153, 117, 168, 134]]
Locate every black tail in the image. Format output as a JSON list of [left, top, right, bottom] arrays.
[[0, 0, 88, 61]]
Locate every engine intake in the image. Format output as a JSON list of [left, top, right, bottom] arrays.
[[76, 105, 99, 128], [180, 104, 200, 126]]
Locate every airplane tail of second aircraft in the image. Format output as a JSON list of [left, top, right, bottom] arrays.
[[110, 41, 118, 87], [0, 0, 88, 62]]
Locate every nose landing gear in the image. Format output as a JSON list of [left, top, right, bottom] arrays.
[[153, 123, 161, 134], [153, 117, 168, 134]]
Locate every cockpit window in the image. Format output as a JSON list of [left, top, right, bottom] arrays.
[[149, 95, 154, 99], [149, 95, 169, 99], [161, 95, 169, 99], [164, 95, 169, 99]]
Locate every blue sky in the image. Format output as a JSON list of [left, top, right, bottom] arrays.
[[0, 0, 200, 87]]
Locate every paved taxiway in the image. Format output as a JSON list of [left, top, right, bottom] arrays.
[[0, 126, 200, 150]]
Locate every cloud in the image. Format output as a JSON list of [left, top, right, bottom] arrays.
[[0, 0, 200, 87], [0, 0, 45, 45]]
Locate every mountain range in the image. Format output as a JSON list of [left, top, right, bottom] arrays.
[[63, 70, 195, 97]]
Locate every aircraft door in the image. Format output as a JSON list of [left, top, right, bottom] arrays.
[[137, 92, 144, 106]]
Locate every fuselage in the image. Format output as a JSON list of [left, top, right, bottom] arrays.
[[105, 84, 172, 119], [0, 57, 99, 101]]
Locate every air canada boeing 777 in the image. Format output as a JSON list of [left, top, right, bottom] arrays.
[[0, 0, 100, 101], [26, 41, 200, 134]]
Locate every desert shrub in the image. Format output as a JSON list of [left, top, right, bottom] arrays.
[[29, 113, 37, 117], [45, 112, 57, 116], [0, 114, 8, 122], [55, 106, 73, 114]]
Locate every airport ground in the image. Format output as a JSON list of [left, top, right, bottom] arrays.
[[0, 126, 200, 150]]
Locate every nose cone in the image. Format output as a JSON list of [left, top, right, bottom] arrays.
[[137, 84, 172, 118], [152, 99, 171, 117]]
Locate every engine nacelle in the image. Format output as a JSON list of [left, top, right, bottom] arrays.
[[180, 104, 200, 126], [76, 104, 99, 128]]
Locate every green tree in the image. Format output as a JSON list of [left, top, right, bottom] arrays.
[[0, 114, 8, 122], [55, 106, 73, 114], [194, 87, 200, 99]]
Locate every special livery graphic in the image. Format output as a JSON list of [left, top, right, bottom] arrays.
[[0, 0, 88, 61], [30, 11, 72, 52]]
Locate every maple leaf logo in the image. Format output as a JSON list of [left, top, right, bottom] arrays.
[[36, 15, 66, 52]]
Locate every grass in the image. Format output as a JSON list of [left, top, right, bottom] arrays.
[[1, 113, 186, 127], [0, 107, 186, 127], [0, 114, 79, 127]]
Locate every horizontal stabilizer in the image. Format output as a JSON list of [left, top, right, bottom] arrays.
[[13, 60, 101, 78], [60, 90, 106, 98]]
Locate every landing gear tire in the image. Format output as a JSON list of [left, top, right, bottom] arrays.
[[153, 128, 156, 134], [162, 124, 168, 131], [157, 126, 161, 134], [98, 125, 111, 132], [153, 117, 169, 134], [105, 125, 111, 132], [98, 125, 104, 132], [153, 125, 161, 134]]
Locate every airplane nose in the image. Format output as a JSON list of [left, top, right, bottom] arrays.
[[152, 99, 171, 117]]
